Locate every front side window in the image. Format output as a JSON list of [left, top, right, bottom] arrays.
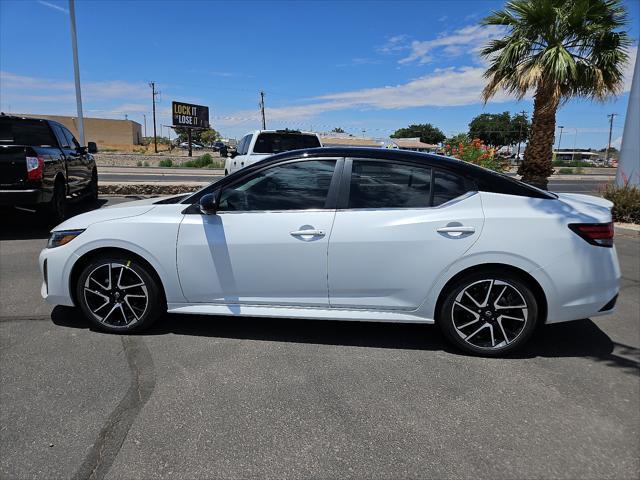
[[218, 160, 336, 212], [348, 160, 431, 209], [433, 170, 468, 206], [63, 128, 80, 149]]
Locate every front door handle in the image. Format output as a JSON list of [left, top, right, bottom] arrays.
[[437, 226, 475, 234], [290, 229, 325, 237]]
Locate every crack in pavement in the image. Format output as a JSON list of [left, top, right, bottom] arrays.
[[72, 336, 155, 480]]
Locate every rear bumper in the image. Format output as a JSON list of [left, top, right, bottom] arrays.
[[0, 188, 45, 206]]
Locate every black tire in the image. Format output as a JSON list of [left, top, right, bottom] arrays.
[[438, 270, 539, 356], [75, 253, 165, 333], [224, 169, 229, 176], [86, 169, 98, 202], [40, 179, 67, 224]]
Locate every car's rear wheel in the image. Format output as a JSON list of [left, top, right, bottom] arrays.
[[75, 254, 164, 333], [438, 270, 538, 356]]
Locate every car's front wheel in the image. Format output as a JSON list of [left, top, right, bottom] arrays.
[[76, 254, 164, 333], [438, 270, 539, 356]]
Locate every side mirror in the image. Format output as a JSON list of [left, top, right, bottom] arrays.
[[199, 193, 218, 215], [87, 142, 98, 154], [228, 150, 238, 159]]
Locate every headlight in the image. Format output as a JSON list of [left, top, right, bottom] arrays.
[[47, 229, 85, 248]]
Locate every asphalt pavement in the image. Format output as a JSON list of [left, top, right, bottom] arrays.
[[0, 198, 638, 479]]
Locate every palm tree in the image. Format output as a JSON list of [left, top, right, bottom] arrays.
[[481, 0, 631, 189]]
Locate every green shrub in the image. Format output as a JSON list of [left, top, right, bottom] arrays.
[[602, 183, 640, 224], [158, 159, 173, 167], [553, 160, 592, 167], [143, 161, 149, 167], [136, 160, 142, 167], [558, 167, 574, 174], [182, 153, 214, 168]]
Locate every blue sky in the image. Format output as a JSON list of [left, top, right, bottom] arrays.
[[1, 0, 638, 148]]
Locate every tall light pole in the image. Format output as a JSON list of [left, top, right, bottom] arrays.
[[68, 0, 85, 146], [143, 113, 147, 137]]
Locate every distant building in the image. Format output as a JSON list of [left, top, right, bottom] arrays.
[[554, 149, 601, 162], [320, 135, 381, 147], [17, 113, 143, 146], [391, 137, 438, 152]]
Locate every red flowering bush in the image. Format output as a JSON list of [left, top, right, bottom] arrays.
[[443, 138, 506, 172]]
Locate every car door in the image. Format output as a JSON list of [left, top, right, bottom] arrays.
[[177, 158, 342, 306], [327, 158, 484, 310], [230, 134, 252, 173], [56, 126, 84, 193]]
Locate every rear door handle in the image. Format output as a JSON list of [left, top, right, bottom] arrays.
[[290, 229, 325, 237], [437, 226, 475, 233]]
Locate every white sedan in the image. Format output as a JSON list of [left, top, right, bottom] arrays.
[[39, 147, 620, 356]]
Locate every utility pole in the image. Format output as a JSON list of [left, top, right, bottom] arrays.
[[606, 113, 617, 164], [259, 91, 266, 129], [149, 81, 159, 153], [516, 110, 527, 164], [68, 0, 85, 146], [143, 114, 147, 137], [556, 125, 564, 153]]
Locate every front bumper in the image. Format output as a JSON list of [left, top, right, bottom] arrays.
[[39, 247, 77, 307]]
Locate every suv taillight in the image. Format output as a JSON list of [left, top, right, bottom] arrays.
[[569, 222, 614, 247], [26, 156, 44, 181]]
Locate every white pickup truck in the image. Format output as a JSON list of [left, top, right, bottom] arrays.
[[224, 129, 322, 175]]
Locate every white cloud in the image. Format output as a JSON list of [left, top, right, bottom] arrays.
[[376, 35, 411, 54], [37, 0, 68, 14], [216, 66, 515, 127], [399, 25, 506, 65]]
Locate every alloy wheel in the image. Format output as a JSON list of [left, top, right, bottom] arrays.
[[83, 262, 149, 327], [451, 279, 529, 350]]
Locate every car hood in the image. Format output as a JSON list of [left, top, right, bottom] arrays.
[[51, 203, 158, 232]]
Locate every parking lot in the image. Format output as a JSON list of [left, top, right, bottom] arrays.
[[1, 198, 638, 479]]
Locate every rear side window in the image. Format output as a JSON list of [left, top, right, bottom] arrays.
[[253, 133, 321, 154], [0, 118, 57, 146], [219, 160, 336, 211], [348, 161, 431, 209], [52, 125, 70, 148], [433, 170, 468, 206], [63, 128, 80, 149]]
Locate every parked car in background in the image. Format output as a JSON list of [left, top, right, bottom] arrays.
[[179, 142, 203, 150], [224, 129, 322, 175], [0, 114, 98, 222], [39, 147, 619, 356]]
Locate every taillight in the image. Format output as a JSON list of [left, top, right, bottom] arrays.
[[26, 156, 44, 181], [569, 222, 614, 247]]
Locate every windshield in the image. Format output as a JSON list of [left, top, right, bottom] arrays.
[[253, 132, 321, 154]]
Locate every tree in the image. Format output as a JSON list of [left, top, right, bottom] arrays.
[[200, 128, 221, 145], [481, 0, 630, 189], [391, 123, 446, 144], [331, 127, 345, 133], [174, 127, 220, 145], [445, 132, 469, 147], [467, 111, 530, 148]]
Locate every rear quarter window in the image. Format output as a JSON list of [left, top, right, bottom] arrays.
[[433, 170, 469, 206]]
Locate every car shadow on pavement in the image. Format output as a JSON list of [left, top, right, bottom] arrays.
[[0, 199, 107, 241], [51, 306, 639, 373]]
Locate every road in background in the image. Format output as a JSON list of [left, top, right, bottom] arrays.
[[1, 198, 638, 479]]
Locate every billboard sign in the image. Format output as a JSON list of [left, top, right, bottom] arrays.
[[172, 101, 209, 129]]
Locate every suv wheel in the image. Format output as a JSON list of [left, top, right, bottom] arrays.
[[438, 270, 538, 356], [40, 179, 67, 224], [86, 169, 98, 202], [76, 254, 165, 333]]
